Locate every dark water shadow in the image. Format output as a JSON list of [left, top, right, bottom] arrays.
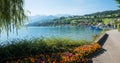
[[87, 33, 109, 63], [88, 33, 109, 58], [97, 33, 109, 46]]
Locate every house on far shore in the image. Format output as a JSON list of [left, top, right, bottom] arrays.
[[117, 18, 120, 22]]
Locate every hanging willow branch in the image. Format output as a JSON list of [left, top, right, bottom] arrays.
[[0, 0, 27, 35]]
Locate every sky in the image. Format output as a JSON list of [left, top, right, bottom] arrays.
[[25, 0, 119, 16]]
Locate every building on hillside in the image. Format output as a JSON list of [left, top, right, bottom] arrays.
[[118, 18, 120, 21]]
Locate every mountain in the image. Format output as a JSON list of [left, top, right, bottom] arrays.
[[55, 14, 71, 17], [27, 9, 120, 26], [33, 9, 120, 26], [27, 14, 70, 26], [27, 15, 57, 26], [84, 9, 120, 18]]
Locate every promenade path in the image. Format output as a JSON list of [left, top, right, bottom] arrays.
[[93, 30, 120, 63]]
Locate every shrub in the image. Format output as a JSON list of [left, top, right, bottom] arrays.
[[2, 42, 101, 63], [0, 38, 90, 62], [117, 23, 120, 32]]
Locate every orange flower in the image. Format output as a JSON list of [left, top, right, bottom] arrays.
[[24, 58, 28, 60], [17, 59, 21, 62], [6, 61, 9, 63], [30, 57, 35, 63], [15, 61, 18, 63]]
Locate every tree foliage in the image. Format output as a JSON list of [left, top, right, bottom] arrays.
[[0, 0, 26, 35], [116, 0, 120, 7], [116, 0, 120, 4]]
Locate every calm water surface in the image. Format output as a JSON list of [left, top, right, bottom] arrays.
[[0, 26, 102, 42]]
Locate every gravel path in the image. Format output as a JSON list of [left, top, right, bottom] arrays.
[[93, 30, 120, 63]]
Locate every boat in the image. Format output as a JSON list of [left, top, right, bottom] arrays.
[[90, 26, 102, 30]]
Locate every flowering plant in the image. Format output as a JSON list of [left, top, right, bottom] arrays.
[[5, 43, 101, 63]]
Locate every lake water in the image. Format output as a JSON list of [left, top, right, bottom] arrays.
[[0, 26, 102, 42]]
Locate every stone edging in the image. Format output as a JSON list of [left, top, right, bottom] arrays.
[[94, 33, 108, 46]]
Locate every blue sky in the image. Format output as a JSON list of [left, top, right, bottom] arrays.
[[25, 0, 119, 16]]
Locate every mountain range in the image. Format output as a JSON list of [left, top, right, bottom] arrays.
[[27, 14, 70, 26], [27, 9, 120, 26]]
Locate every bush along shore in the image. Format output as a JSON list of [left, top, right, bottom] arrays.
[[117, 23, 120, 32], [0, 38, 101, 63]]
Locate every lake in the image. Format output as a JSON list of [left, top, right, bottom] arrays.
[[0, 26, 102, 43]]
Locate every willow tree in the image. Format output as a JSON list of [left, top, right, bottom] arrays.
[[0, 0, 27, 35]]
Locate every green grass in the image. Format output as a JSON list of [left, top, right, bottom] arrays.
[[0, 37, 90, 61], [102, 18, 111, 25]]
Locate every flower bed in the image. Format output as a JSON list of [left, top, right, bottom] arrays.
[[4, 43, 101, 63]]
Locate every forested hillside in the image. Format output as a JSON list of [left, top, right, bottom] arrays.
[[30, 9, 120, 26]]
